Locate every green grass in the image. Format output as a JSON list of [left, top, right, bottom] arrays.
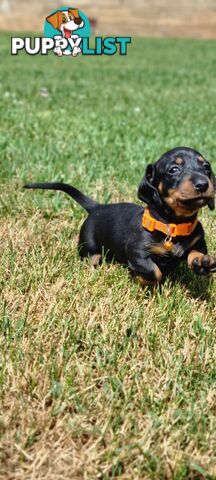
[[0, 33, 216, 479]]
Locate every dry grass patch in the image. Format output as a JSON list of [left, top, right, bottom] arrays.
[[0, 209, 216, 479]]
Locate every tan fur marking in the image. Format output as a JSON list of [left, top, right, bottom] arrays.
[[158, 182, 163, 194], [137, 276, 155, 286], [136, 265, 162, 286], [165, 187, 199, 216], [90, 254, 102, 267], [179, 179, 195, 196], [189, 234, 202, 249], [150, 244, 168, 256], [165, 180, 200, 216], [197, 156, 204, 163], [155, 265, 163, 281], [175, 157, 183, 165]]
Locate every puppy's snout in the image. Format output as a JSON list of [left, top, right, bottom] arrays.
[[194, 177, 209, 193], [74, 17, 83, 25]]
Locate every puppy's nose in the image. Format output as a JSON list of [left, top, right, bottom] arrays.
[[194, 178, 209, 193], [74, 17, 83, 25]]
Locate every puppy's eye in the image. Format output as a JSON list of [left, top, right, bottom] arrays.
[[203, 163, 211, 174], [168, 166, 180, 175], [62, 17, 67, 23]]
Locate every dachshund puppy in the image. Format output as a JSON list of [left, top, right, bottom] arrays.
[[24, 147, 216, 285]]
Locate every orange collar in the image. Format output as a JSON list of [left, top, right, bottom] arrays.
[[142, 208, 198, 237]]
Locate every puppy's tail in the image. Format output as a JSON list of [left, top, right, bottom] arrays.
[[23, 182, 98, 213]]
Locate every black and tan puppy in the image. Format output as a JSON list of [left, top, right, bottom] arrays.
[[24, 147, 216, 285]]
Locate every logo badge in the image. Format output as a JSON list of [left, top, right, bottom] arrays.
[[11, 6, 131, 56]]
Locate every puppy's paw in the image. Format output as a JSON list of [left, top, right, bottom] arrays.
[[190, 254, 216, 275], [90, 254, 102, 267]]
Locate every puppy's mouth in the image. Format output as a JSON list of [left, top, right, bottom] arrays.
[[164, 189, 214, 216], [63, 27, 72, 38], [178, 195, 210, 209]]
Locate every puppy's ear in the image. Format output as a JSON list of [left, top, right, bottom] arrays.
[[46, 11, 62, 30], [138, 164, 162, 207], [69, 8, 79, 18], [208, 175, 216, 210]]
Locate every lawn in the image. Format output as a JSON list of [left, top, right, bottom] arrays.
[[0, 33, 216, 479]]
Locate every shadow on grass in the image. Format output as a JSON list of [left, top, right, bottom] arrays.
[[168, 263, 212, 301], [127, 262, 212, 301], [84, 252, 213, 301]]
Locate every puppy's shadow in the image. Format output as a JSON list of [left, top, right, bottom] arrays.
[[94, 255, 213, 301], [168, 264, 212, 301]]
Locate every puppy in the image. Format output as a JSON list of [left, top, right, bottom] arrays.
[[46, 9, 84, 56], [24, 147, 216, 285]]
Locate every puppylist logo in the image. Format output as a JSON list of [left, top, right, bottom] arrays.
[[11, 7, 131, 57]]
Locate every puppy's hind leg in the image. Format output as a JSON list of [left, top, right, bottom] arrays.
[[79, 245, 102, 268], [78, 219, 102, 267]]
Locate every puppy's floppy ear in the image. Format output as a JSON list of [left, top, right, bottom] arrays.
[[46, 11, 62, 30], [208, 174, 216, 210], [68, 8, 79, 18], [138, 164, 162, 207]]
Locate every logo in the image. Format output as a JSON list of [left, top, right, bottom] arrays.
[[11, 6, 131, 57]]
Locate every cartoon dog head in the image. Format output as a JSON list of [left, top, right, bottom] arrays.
[[46, 9, 84, 38]]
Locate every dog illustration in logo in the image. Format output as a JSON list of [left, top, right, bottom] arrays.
[[46, 9, 84, 56]]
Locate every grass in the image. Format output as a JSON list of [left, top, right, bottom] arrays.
[[0, 32, 216, 479]]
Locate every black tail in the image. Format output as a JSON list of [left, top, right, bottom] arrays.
[[23, 182, 98, 213]]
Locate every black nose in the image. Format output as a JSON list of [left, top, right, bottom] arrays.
[[74, 17, 83, 25], [194, 178, 209, 193]]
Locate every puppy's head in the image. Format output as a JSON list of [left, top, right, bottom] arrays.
[[138, 147, 216, 217], [46, 9, 84, 36]]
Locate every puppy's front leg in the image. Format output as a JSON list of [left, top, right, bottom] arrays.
[[128, 256, 162, 286], [187, 237, 216, 275]]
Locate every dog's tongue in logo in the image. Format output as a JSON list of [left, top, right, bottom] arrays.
[[45, 8, 87, 56], [64, 27, 72, 39]]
